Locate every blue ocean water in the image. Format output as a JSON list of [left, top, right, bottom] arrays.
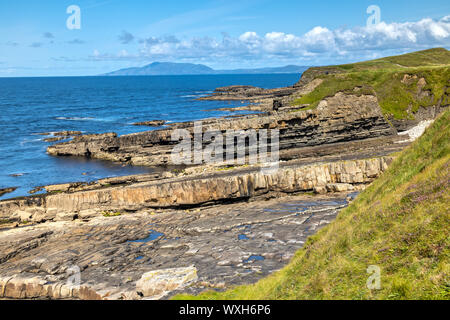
[[0, 74, 301, 200]]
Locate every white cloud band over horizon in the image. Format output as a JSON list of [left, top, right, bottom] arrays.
[[90, 15, 450, 67], [1, 14, 450, 76]]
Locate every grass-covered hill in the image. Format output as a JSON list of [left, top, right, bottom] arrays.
[[293, 48, 450, 120], [175, 109, 450, 300]]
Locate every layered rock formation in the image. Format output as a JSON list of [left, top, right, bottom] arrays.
[[0, 157, 392, 224], [133, 120, 166, 127], [46, 92, 396, 167], [3, 49, 447, 300], [198, 85, 297, 101]]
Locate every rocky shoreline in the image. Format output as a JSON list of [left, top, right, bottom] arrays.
[[0, 193, 354, 300], [0, 63, 447, 299], [0, 188, 17, 198], [45, 92, 399, 167]]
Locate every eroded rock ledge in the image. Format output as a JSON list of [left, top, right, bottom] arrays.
[[46, 92, 396, 167], [198, 85, 298, 101], [0, 156, 392, 224]]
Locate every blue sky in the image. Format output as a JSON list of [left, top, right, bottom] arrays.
[[0, 0, 449, 76]]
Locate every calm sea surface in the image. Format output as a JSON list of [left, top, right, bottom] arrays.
[[0, 74, 301, 199]]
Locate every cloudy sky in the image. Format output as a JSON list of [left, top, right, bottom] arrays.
[[0, 0, 449, 76]]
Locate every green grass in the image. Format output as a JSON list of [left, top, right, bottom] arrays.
[[338, 48, 450, 71], [216, 164, 250, 172], [0, 219, 16, 225], [292, 48, 450, 119], [174, 109, 450, 300], [102, 211, 122, 217]]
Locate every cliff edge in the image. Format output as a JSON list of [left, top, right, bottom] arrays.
[[176, 109, 450, 300]]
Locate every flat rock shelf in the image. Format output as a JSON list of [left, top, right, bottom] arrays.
[[0, 193, 351, 300]]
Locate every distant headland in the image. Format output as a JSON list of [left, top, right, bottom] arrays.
[[102, 62, 309, 76]]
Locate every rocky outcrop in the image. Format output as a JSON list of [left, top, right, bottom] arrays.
[[38, 131, 82, 137], [0, 188, 17, 197], [46, 92, 396, 167], [390, 105, 449, 132], [294, 67, 449, 133], [44, 137, 66, 142], [31, 173, 163, 195], [388, 76, 449, 131], [136, 267, 198, 298], [0, 157, 393, 223], [0, 266, 196, 300], [294, 66, 342, 88], [39, 131, 83, 143], [0, 276, 111, 300], [54, 131, 82, 137], [199, 85, 297, 101], [133, 120, 166, 127]]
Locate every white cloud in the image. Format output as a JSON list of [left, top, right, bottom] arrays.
[[239, 31, 260, 43], [302, 27, 335, 53], [429, 23, 448, 38], [91, 16, 450, 65]]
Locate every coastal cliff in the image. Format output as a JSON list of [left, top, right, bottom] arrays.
[[46, 92, 397, 167], [0, 48, 448, 300], [46, 49, 449, 168], [0, 157, 392, 223], [177, 109, 450, 300]]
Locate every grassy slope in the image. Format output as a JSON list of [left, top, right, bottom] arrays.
[[293, 48, 450, 120], [175, 109, 450, 300]]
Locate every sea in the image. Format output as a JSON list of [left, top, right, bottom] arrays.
[[0, 74, 301, 200]]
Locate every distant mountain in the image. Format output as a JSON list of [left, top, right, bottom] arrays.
[[103, 62, 308, 76], [104, 62, 214, 76]]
